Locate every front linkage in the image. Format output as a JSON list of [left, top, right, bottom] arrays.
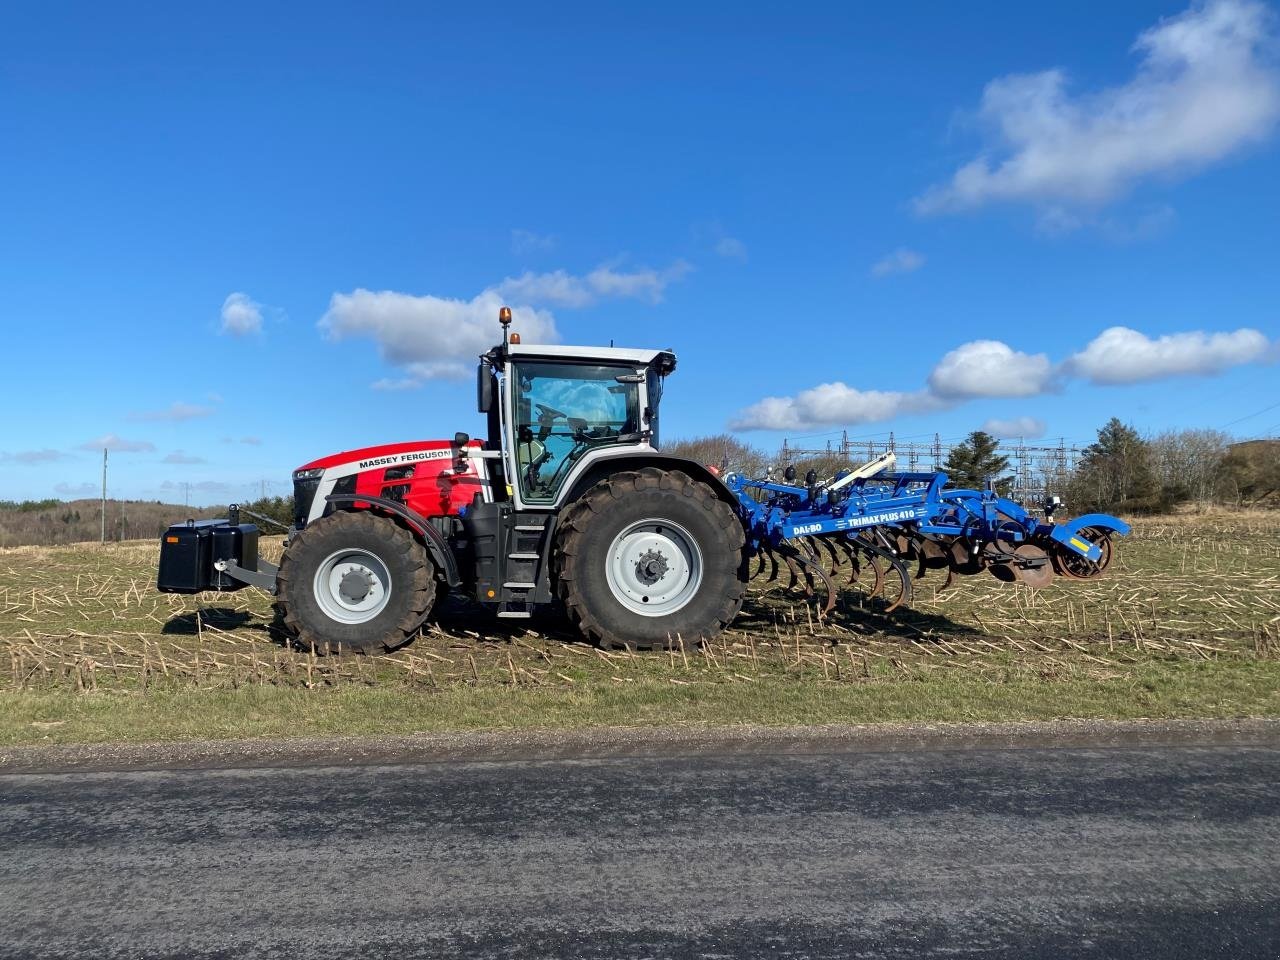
[[723, 461, 1129, 615]]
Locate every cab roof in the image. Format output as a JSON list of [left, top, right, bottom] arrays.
[[504, 342, 676, 371]]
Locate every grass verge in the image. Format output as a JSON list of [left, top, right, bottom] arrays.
[[5, 658, 1279, 747]]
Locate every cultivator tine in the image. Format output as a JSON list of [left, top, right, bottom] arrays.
[[835, 534, 911, 612], [765, 546, 781, 584], [939, 564, 958, 591], [779, 546, 804, 593], [796, 548, 838, 615], [801, 541, 826, 595], [818, 536, 843, 576], [881, 556, 912, 613], [864, 552, 885, 596], [750, 544, 783, 586], [830, 539, 859, 585], [728, 458, 1127, 622]]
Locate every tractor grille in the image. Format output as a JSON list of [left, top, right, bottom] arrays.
[[293, 477, 320, 528]]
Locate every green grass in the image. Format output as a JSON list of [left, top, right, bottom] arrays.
[[6, 658, 1278, 747], [2, 512, 1278, 747]]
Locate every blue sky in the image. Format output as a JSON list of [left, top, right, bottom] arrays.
[[1, 0, 1277, 504]]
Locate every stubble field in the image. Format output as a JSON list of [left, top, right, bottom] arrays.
[[1, 513, 1277, 746]]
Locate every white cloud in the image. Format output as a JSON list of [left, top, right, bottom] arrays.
[[715, 236, 748, 260], [916, 0, 1280, 218], [239, 436, 262, 446], [325, 260, 691, 386], [732, 323, 1270, 432], [220, 292, 264, 336], [1066, 325, 1270, 384], [129, 401, 216, 422], [496, 261, 691, 308], [495, 270, 594, 308], [162, 451, 206, 464], [928, 340, 1054, 399], [371, 377, 426, 391], [587, 261, 691, 301], [730, 384, 940, 431], [78, 434, 156, 453], [870, 248, 925, 277], [320, 288, 559, 386], [511, 229, 556, 255], [982, 416, 1047, 439], [2, 449, 68, 464]]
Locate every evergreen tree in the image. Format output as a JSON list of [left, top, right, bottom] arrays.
[[1070, 417, 1159, 512], [943, 431, 1012, 493]]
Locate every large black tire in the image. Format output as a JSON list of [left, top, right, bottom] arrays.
[[554, 467, 750, 650], [276, 510, 436, 654]]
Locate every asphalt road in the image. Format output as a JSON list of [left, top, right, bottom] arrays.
[[2, 741, 1278, 959]]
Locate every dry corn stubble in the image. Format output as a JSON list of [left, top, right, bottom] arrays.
[[0, 514, 1276, 700]]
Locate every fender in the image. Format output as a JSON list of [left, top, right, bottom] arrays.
[[1049, 513, 1131, 560], [325, 493, 461, 587], [560, 452, 741, 511]]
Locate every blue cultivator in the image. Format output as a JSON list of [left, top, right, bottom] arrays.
[[723, 455, 1129, 615]]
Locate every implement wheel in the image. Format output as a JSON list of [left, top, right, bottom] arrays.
[[554, 468, 750, 650], [1053, 527, 1114, 580], [276, 511, 436, 654]]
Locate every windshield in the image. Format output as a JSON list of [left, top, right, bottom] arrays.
[[512, 361, 642, 502]]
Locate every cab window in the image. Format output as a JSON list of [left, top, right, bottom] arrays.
[[512, 361, 641, 502]]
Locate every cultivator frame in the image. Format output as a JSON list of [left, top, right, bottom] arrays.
[[724, 455, 1129, 615]]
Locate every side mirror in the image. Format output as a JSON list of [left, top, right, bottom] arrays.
[[477, 363, 494, 413], [452, 431, 469, 472]]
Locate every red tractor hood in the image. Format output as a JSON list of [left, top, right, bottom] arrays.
[[296, 440, 465, 472]]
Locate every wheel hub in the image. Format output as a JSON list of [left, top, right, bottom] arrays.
[[313, 549, 393, 625], [635, 548, 670, 586], [605, 520, 704, 617], [339, 569, 373, 603]]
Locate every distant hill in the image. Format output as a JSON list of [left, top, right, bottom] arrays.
[[0, 498, 254, 548]]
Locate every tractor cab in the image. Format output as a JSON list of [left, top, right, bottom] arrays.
[[476, 313, 676, 510]]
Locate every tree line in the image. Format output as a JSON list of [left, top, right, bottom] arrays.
[[0, 494, 294, 549], [2, 428, 1275, 548], [663, 421, 1279, 514]]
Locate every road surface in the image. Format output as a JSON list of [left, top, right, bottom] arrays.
[[2, 739, 1277, 958]]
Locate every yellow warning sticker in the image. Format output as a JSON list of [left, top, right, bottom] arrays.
[[1069, 537, 1090, 552]]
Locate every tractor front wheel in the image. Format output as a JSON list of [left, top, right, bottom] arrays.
[[554, 468, 750, 650], [276, 510, 437, 654]]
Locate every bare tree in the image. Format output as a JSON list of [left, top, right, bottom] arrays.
[[1149, 428, 1231, 506], [662, 434, 771, 477]]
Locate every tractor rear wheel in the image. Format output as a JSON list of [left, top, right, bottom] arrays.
[[276, 510, 436, 654], [554, 467, 749, 650]]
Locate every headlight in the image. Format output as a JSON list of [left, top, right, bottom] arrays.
[[293, 468, 324, 481]]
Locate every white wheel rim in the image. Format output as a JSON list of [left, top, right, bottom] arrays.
[[605, 518, 703, 617], [313, 548, 392, 625]]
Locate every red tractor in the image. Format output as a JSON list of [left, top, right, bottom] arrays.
[[159, 308, 751, 652]]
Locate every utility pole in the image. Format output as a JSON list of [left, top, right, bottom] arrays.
[[100, 448, 107, 544]]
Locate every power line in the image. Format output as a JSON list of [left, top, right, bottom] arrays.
[[1221, 399, 1280, 429]]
